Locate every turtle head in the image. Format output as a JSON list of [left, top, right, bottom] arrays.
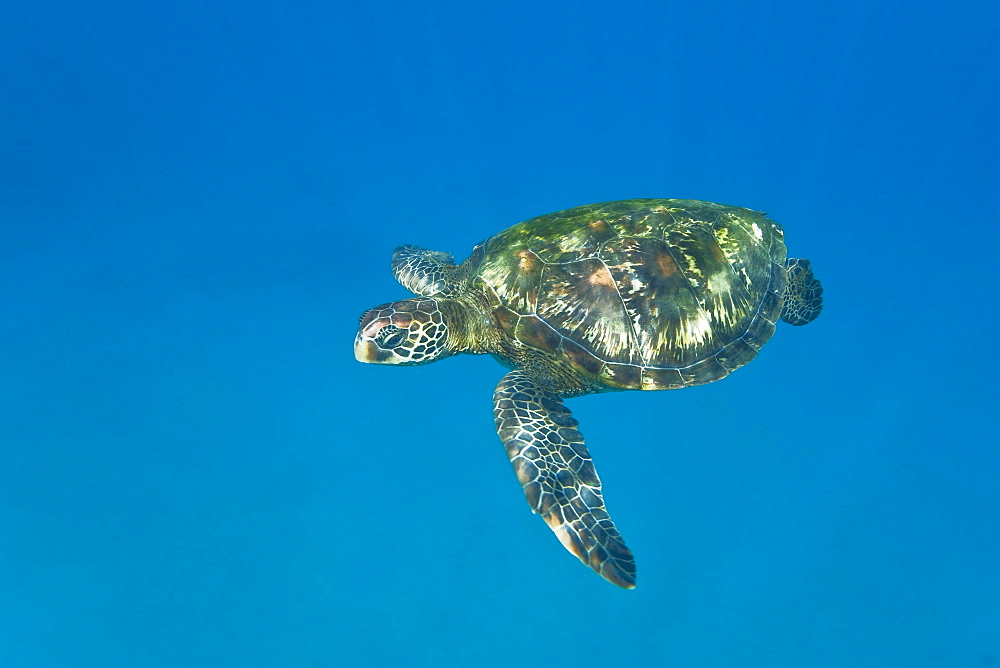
[[354, 297, 452, 365]]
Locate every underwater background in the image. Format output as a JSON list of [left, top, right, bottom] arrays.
[[3, 1, 998, 666]]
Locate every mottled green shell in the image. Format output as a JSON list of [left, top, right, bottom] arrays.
[[472, 199, 788, 390]]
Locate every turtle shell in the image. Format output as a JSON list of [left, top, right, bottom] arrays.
[[472, 199, 788, 390]]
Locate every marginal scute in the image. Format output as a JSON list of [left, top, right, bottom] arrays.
[[679, 356, 730, 387], [715, 337, 759, 371], [759, 287, 782, 323], [743, 317, 777, 350], [599, 362, 642, 390], [560, 338, 604, 378], [514, 314, 563, 352], [640, 366, 685, 390], [493, 306, 520, 334]]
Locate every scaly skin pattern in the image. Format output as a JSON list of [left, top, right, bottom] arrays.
[[780, 258, 824, 326], [391, 246, 457, 297], [493, 370, 636, 588]]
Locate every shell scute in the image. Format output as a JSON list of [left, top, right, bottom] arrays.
[[743, 317, 777, 350], [601, 235, 713, 368], [515, 314, 563, 352], [758, 286, 783, 324], [537, 257, 638, 366], [493, 305, 520, 334], [559, 338, 604, 378], [640, 366, 685, 390], [715, 337, 759, 371], [599, 362, 643, 390], [678, 356, 730, 387]]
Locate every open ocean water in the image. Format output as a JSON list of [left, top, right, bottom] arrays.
[[2, 1, 998, 666]]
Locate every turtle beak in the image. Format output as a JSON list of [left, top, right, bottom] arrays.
[[354, 335, 379, 363]]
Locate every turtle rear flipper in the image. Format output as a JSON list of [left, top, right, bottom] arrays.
[[493, 370, 637, 589], [780, 258, 823, 326]]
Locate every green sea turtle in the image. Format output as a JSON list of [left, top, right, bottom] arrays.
[[354, 199, 823, 588]]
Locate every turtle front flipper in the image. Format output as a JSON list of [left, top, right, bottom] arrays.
[[780, 258, 824, 325], [391, 246, 460, 297], [493, 370, 636, 588]]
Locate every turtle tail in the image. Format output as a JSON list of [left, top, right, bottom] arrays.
[[780, 258, 823, 325]]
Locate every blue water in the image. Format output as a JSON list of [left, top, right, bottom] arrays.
[[3, 1, 998, 666]]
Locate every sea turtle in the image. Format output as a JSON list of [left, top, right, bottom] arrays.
[[354, 199, 823, 588]]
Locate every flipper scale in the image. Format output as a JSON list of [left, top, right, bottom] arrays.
[[493, 370, 637, 589]]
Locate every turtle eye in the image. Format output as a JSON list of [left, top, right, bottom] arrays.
[[382, 330, 407, 348], [378, 327, 408, 349]]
